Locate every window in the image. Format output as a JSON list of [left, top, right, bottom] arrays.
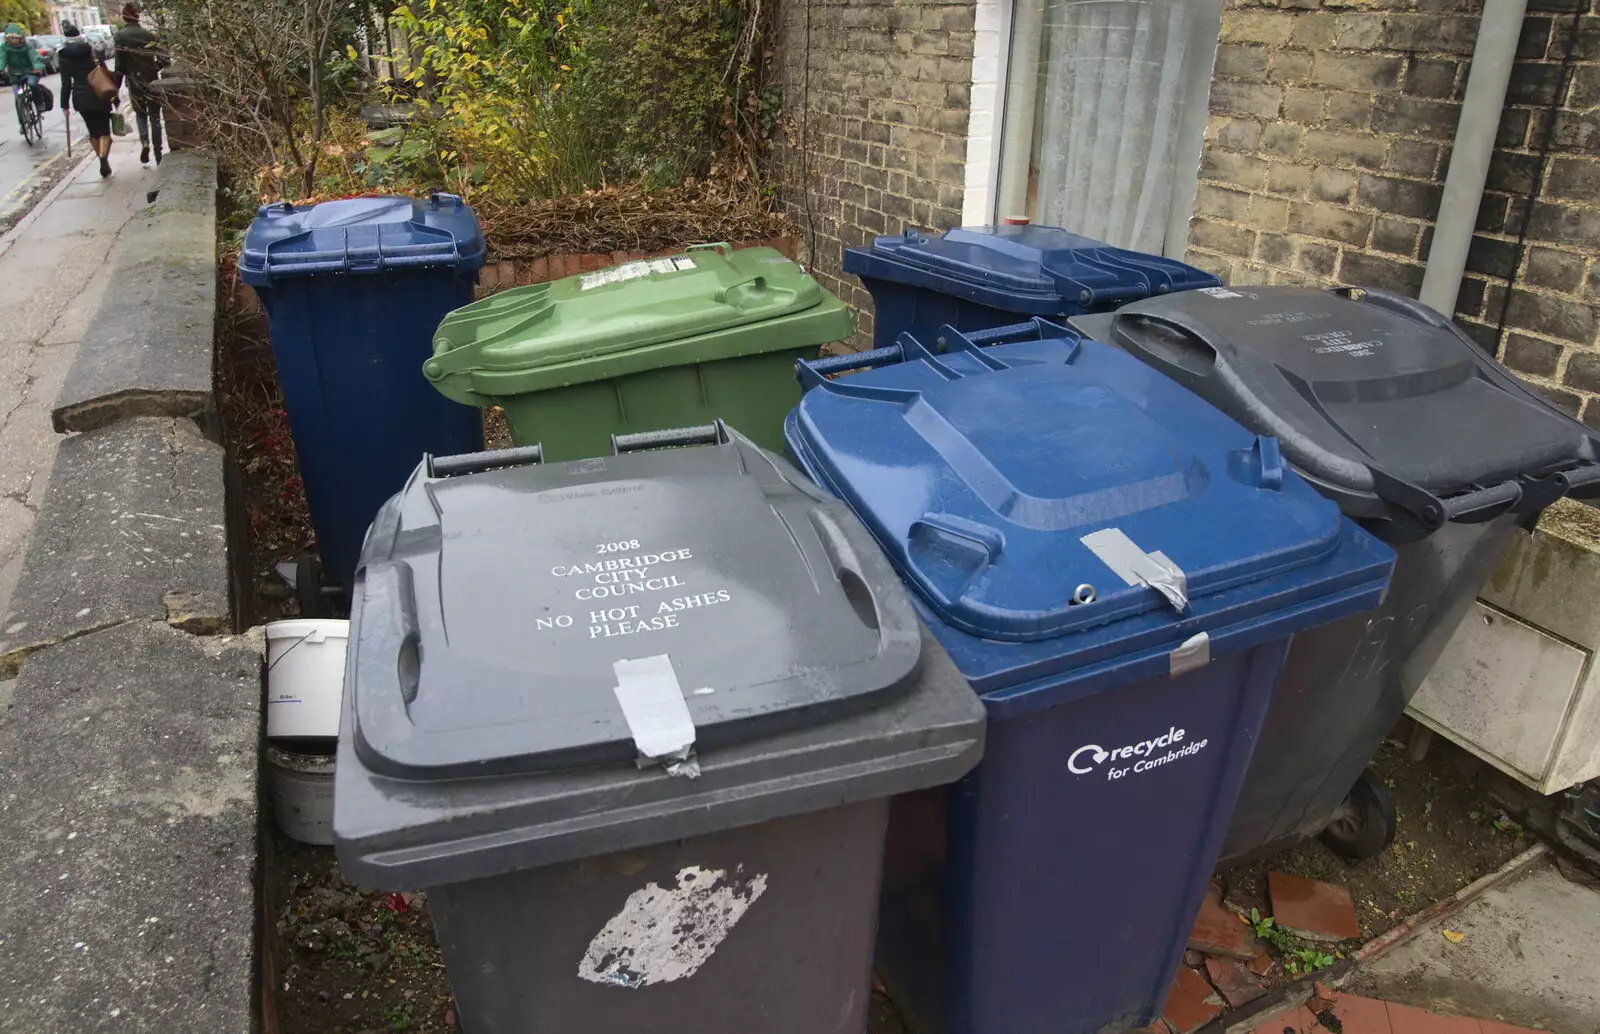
[[992, 0, 1223, 256]]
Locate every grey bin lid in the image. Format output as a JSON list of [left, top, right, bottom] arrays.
[[333, 424, 986, 888], [1099, 287, 1600, 534]]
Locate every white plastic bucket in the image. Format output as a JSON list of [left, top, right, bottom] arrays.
[[265, 619, 350, 740]]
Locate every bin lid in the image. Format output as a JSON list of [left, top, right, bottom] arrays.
[[238, 193, 487, 283], [346, 423, 927, 780], [422, 244, 852, 402], [844, 225, 1221, 312], [334, 427, 988, 888], [1103, 286, 1600, 534], [786, 320, 1357, 644]]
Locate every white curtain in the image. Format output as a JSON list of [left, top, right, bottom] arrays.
[[1028, 0, 1199, 253]]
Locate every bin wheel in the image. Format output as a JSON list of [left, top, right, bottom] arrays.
[[1320, 767, 1397, 860], [295, 553, 327, 619]]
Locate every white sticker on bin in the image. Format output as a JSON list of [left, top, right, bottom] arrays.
[[1169, 631, 1211, 677], [613, 654, 700, 777], [577, 865, 769, 988], [579, 256, 696, 290], [1080, 528, 1189, 612]]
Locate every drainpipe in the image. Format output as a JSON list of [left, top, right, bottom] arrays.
[[1418, 0, 1530, 317], [996, 0, 1044, 221]]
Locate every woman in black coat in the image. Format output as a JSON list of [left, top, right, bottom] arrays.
[[57, 23, 116, 178]]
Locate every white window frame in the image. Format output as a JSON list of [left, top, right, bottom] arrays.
[[961, 0, 1223, 260]]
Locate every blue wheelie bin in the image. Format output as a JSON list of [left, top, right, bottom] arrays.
[[240, 193, 487, 589], [784, 320, 1395, 1034], [843, 224, 1219, 350]]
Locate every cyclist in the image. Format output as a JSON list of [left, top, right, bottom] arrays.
[[4, 23, 45, 136]]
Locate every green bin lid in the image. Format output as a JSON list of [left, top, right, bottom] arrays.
[[424, 244, 854, 404]]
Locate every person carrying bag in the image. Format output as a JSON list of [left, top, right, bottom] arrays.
[[58, 22, 119, 177]]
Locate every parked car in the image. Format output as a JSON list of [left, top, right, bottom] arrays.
[[29, 35, 62, 73], [81, 25, 114, 61]]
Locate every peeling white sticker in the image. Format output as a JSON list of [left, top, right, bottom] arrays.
[[1199, 286, 1244, 299], [577, 865, 769, 988], [1168, 631, 1211, 677], [579, 256, 696, 290], [612, 654, 697, 771]]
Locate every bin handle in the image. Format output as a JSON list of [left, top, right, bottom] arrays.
[[920, 322, 1080, 370], [686, 242, 734, 257], [427, 444, 544, 478], [1109, 312, 1219, 377], [795, 320, 1072, 388], [427, 189, 464, 210], [797, 345, 909, 389], [1335, 286, 1450, 329], [960, 318, 1073, 347], [1552, 463, 1600, 499], [361, 560, 422, 705], [612, 421, 731, 454], [1440, 480, 1522, 523], [903, 513, 1004, 612]]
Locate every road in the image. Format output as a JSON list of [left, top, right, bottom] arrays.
[[0, 72, 78, 233], [0, 95, 156, 627]]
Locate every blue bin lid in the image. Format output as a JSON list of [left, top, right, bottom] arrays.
[[238, 193, 487, 283], [843, 225, 1221, 313], [788, 321, 1391, 674]]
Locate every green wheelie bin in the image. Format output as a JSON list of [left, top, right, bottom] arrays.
[[423, 243, 854, 459]]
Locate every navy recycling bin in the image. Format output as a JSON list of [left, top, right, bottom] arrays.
[[239, 193, 487, 588], [784, 321, 1394, 1034], [843, 224, 1219, 350]]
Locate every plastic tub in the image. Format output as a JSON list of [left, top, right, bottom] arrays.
[[265, 619, 349, 740]]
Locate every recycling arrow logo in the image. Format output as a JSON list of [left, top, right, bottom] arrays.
[[1068, 744, 1109, 775]]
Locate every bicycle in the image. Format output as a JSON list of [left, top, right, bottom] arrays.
[[13, 79, 42, 145]]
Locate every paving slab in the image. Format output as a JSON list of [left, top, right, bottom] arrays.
[[0, 619, 261, 1033], [0, 145, 158, 627], [0, 417, 228, 677], [1190, 885, 1260, 959], [1347, 857, 1600, 1034], [52, 153, 217, 434], [1269, 871, 1362, 942], [1206, 955, 1267, 1009], [1164, 964, 1225, 1034]]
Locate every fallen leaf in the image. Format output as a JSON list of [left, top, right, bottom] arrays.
[[1442, 929, 1465, 944]]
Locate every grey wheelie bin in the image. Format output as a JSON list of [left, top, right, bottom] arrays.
[[1077, 286, 1600, 864], [332, 422, 986, 1034]]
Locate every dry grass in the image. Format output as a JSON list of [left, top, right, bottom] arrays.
[[476, 181, 799, 260], [214, 254, 316, 604]]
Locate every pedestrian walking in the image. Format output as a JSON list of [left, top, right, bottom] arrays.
[[57, 23, 116, 178], [113, 2, 165, 165]]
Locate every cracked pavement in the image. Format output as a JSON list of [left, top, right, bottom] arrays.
[[0, 144, 162, 624]]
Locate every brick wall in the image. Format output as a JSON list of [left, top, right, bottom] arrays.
[[1187, 0, 1600, 425], [769, 0, 976, 347]]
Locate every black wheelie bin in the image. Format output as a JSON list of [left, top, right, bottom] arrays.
[[1079, 286, 1600, 863]]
